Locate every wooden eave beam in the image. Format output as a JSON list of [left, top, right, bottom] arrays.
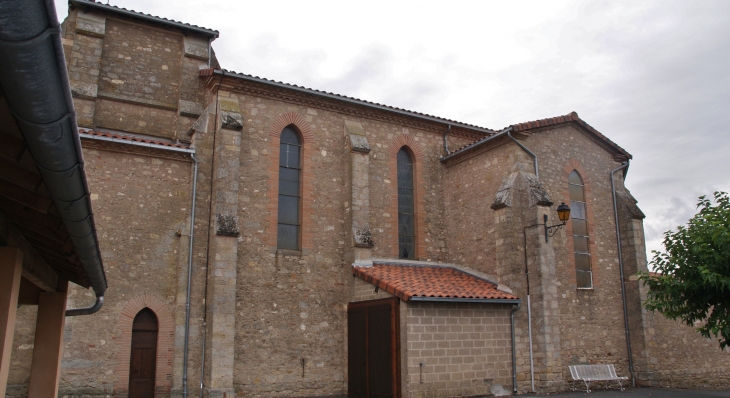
[[0, 156, 41, 191], [0, 196, 66, 239], [0, 179, 53, 214], [0, 133, 25, 162]]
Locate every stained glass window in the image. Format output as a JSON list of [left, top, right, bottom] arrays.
[[397, 148, 415, 259], [569, 170, 592, 288], [277, 126, 301, 250]]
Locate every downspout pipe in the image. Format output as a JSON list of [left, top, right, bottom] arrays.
[[507, 131, 538, 179], [0, 0, 108, 309], [611, 161, 635, 386], [182, 154, 199, 398], [510, 302, 522, 394]]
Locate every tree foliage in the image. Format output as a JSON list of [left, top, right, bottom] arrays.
[[639, 191, 730, 349]]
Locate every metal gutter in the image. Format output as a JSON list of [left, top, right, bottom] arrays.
[[211, 69, 495, 136], [80, 132, 195, 154], [69, 0, 219, 38], [611, 161, 634, 386], [510, 302, 521, 394], [0, 0, 107, 311], [182, 154, 199, 398], [408, 297, 521, 304]]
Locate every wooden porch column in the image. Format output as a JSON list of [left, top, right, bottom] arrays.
[[27, 282, 68, 398], [0, 247, 23, 398]]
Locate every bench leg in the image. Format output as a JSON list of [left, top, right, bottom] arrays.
[[583, 380, 591, 393]]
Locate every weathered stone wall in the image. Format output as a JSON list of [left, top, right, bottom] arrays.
[[219, 88, 480, 397], [62, 7, 209, 141], [62, 143, 193, 398], [405, 302, 513, 398]]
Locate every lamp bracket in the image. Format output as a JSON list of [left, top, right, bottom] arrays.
[[543, 214, 566, 242]]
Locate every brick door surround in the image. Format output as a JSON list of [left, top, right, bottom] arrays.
[[114, 293, 174, 397]]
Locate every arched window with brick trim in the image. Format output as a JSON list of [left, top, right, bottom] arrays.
[[277, 125, 302, 250], [569, 170, 592, 288], [397, 147, 415, 259]]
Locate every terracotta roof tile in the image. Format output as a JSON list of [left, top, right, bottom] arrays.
[[510, 111, 631, 159], [79, 129, 191, 150], [353, 263, 519, 302], [442, 111, 632, 163]]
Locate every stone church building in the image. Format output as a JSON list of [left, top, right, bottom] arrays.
[[5, 0, 729, 397]]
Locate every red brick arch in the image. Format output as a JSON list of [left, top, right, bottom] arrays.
[[265, 112, 315, 250], [387, 134, 427, 259], [114, 293, 174, 397], [562, 158, 600, 289]]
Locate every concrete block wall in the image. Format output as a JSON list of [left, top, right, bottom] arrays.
[[405, 302, 513, 398]]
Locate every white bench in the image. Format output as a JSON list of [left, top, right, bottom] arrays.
[[569, 364, 628, 393]]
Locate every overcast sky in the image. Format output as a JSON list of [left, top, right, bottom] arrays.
[[54, 0, 730, 263]]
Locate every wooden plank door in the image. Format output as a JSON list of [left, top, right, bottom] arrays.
[[129, 308, 158, 398], [347, 298, 399, 398]]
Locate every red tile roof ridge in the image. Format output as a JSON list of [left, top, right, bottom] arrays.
[[79, 128, 191, 150], [442, 111, 631, 162]]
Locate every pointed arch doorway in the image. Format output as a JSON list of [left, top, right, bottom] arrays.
[[129, 308, 158, 398]]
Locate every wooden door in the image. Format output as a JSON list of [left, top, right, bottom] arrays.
[[129, 308, 158, 398], [347, 298, 399, 398]]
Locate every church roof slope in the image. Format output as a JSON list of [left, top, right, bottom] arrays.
[[69, 0, 219, 37], [352, 262, 520, 303], [199, 68, 496, 136], [441, 111, 632, 164]]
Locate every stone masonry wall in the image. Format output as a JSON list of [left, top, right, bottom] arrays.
[[62, 8, 210, 141], [405, 302, 513, 398], [222, 88, 477, 397]]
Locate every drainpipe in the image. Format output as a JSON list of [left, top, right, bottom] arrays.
[[611, 161, 634, 387], [507, 131, 538, 179], [510, 302, 522, 394], [182, 154, 199, 398]]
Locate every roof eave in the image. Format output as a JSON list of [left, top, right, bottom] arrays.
[[409, 296, 522, 304], [206, 69, 496, 136], [69, 0, 219, 38]]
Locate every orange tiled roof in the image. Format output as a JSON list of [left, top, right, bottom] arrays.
[[353, 263, 519, 302]]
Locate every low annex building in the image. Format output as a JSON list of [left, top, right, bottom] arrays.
[[6, 0, 729, 397]]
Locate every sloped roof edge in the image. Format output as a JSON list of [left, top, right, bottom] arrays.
[[200, 68, 496, 136], [441, 112, 632, 163], [69, 0, 219, 37]]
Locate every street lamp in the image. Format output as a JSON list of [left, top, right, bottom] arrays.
[[544, 202, 571, 242], [522, 202, 570, 392]]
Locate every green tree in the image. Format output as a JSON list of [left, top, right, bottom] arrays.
[[639, 191, 730, 349]]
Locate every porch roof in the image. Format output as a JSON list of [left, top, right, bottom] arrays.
[[353, 262, 520, 303]]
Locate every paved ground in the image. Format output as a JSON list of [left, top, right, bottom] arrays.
[[532, 387, 730, 397]]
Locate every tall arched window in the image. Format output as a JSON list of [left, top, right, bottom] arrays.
[[569, 170, 592, 288], [129, 308, 158, 398], [277, 126, 301, 250], [397, 147, 415, 259]]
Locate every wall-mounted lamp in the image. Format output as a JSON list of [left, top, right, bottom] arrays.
[[544, 202, 571, 242]]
